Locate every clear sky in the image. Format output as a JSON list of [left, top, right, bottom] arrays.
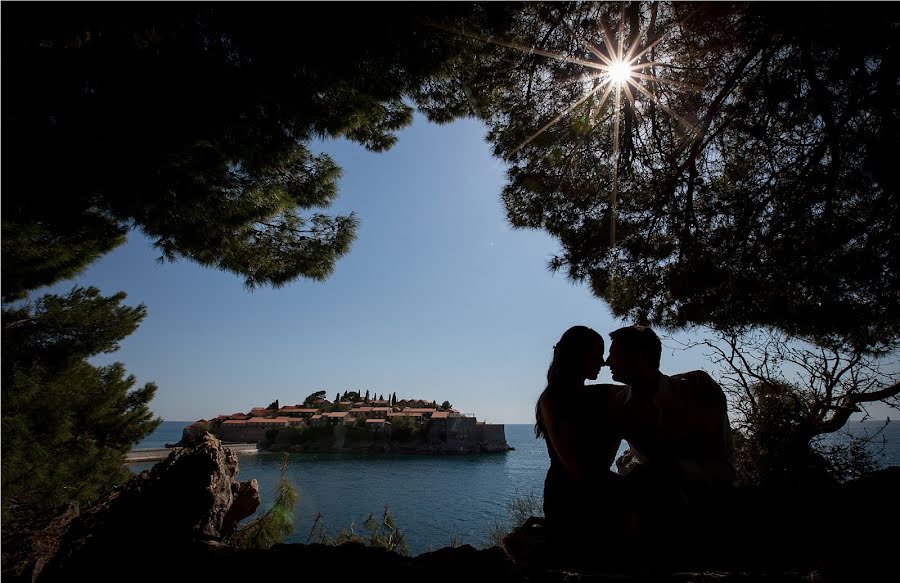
[[38, 114, 896, 423]]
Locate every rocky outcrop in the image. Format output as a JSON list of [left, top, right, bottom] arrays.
[[3, 434, 259, 583]]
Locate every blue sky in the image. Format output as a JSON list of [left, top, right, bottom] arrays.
[[39, 114, 895, 423]]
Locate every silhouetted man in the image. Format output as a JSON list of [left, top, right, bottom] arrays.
[[605, 325, 735, 561]]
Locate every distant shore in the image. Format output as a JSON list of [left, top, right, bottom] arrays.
[[126, 443, 259, 463]]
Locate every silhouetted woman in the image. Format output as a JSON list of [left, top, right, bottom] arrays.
[[535, 325, 622, 539]]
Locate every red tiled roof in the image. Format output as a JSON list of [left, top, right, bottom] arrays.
[[310, 414, 323, 420], [369, 407, 392, 412], [431, 411, 450, 419], [365, 418, 389, 424], [352, 407, 374, 412], [388, 412, 423, 417], [223, 420, 247, 425], [401, 408, 436, 414], [323, 412, 350, 418]]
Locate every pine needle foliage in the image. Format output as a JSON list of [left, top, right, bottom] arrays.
[[1, 287, 161, 516], [228, 454, 298, 550], [426, 2, 900, 350], [2, 3, 521, 301]]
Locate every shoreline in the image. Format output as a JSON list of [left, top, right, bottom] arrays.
[[125, 443, 259, 463]]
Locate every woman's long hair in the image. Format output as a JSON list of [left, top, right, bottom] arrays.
[[535, 325, 603, 438]]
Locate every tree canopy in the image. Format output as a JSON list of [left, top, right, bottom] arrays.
[[1, 3, 517, 301], [424, 2, 899, 351], [1, 287, 161, 513], [304, 390, 328, 406]]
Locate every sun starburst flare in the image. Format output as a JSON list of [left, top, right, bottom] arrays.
[[431, 7, 699, 246], [607, 60, 633, 86]]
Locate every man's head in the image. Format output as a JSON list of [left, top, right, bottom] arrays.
[[606, 325, 662, 386]]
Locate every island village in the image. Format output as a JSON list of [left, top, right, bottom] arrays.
[[182, 390, 511, 453]]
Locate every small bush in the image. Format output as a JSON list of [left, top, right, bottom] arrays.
[[306, 505, 410, 556], [733, 381, 885, 486], [485, 491, 543, 548], [228, 454, 297, 549]]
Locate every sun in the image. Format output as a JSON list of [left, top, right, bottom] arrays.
[[430, 7, 696, 246], [607, 60, 632, 86]]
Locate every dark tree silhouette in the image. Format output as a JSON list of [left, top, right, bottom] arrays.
[[2, 288, 161, 513], [691, 328, 900, 485], [423, 2, 899, 351], [0, 3, 524, 521], [1, 3, 519, 301]]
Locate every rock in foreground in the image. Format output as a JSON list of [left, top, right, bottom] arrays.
[[3, 433, 259, 582]]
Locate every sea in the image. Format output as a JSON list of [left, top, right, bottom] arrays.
[[130, 420, 900, 555]]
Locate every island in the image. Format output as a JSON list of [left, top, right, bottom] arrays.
[[179, 390, 512, 454]]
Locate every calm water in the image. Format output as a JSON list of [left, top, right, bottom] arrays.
[[132, 420, 899, 555], [133, 420, 187, 449]]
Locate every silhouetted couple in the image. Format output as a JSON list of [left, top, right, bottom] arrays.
[[521, 325, 735, 570]]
